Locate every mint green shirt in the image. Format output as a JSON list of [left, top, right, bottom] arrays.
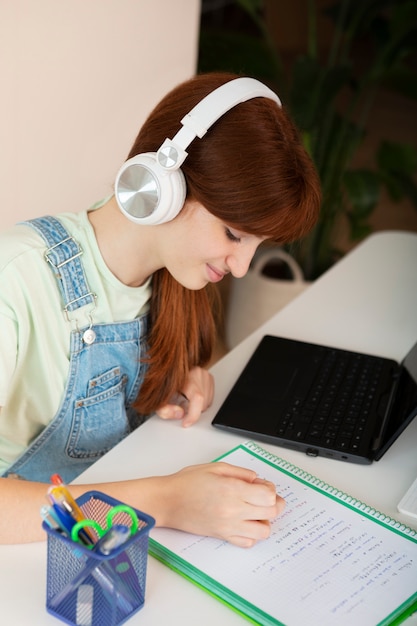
[[0, 210, 151, 474]]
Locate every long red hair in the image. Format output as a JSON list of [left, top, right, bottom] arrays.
[[128, 73, 321, 415]]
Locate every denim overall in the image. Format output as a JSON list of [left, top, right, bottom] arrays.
[[4, 216, 149, 483]]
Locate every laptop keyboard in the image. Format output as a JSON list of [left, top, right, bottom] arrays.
[[277, 349, 384, 453]]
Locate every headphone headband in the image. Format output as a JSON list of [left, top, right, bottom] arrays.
[[157, 77, 282, 171], [115, 77, 282, 225]]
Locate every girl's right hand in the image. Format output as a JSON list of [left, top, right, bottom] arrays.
[[155, 461, 285, 548]]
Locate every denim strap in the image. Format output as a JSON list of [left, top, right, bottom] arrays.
[[21, 216, 96, 313]]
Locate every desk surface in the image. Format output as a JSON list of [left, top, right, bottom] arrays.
[[1, 231, 417, 625]]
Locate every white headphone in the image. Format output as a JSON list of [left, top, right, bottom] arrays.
[[114, 77, 281, 225]]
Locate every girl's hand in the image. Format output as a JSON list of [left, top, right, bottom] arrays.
[[156, 366, 214, 427], [156, 462, 286, 547]]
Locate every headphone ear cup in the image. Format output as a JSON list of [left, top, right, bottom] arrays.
[[114, 152, 187, 225]]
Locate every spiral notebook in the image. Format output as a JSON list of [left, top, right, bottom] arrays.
[[149, 441, 417, 626]]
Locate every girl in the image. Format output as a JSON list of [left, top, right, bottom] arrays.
[[0, 73, 321, 544]]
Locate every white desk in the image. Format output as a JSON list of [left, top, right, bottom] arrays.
[[1, 231, 417, 625]]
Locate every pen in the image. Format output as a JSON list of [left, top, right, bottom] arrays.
[[42, 500, 94, 550], [47, 474, 95, 544], [40, 505, 63, 532], [51, 501, 78, 535], [47, 474, 86, 523], [94, 524, 130, 556]]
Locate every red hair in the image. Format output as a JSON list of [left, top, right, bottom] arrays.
[[129, 73, 321, 415]]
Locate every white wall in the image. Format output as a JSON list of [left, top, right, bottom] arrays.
[[0, 0, 201, 230]]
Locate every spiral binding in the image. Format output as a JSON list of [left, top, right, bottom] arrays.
[[243, 440, 417, 538]]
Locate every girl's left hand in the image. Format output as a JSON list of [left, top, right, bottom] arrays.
[[155, 366, 214, 427]]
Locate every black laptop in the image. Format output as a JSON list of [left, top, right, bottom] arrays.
[[212, 335, 417, 464]]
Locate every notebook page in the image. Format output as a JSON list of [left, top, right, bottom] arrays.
[[150, 444, 417, 626]]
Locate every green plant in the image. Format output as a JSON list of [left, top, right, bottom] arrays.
[[199, 0, 417, 278]]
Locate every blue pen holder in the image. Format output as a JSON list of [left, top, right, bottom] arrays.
[[43, 491, 155, 626]]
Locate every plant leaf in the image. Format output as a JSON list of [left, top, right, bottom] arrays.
[[343, 169, 380, 217], [348, 219, 373, 241], [394, 173, 417, 209], [198, 30, 276, 81], [290, 56, 322, 129], [379, 170, 417, 207], [235, 0, 264, 20], [377, 141, 417, 176], [382, 65, 417, 100]]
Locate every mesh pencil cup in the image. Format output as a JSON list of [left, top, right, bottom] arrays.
[[43, 491, 155, 626]]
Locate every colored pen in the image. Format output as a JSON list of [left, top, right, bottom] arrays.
[[47, 474, 86, 523], [40, 505, 63, 532], [47, 474, 95, 544], [50, 501, 79, 536]]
